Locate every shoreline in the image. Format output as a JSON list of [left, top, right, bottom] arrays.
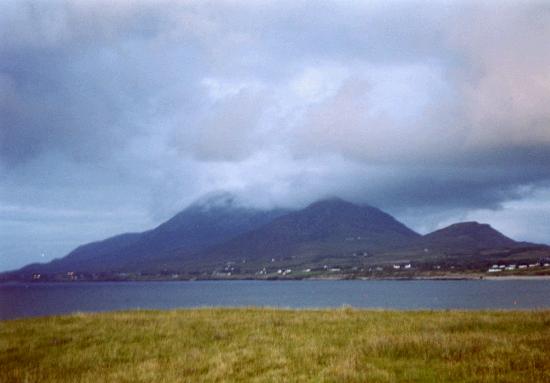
[[2, 273, 550, 283], [482, 275, 550, 280]]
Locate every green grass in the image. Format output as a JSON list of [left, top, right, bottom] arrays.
[[1, 309, 549, 382]]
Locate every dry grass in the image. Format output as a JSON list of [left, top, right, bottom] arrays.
[[1, 308, 549, 382]]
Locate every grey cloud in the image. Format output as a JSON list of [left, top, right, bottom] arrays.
[[0, 1, 206, 166], [1, 0, 550, 270], [183, 87, 268, 162]]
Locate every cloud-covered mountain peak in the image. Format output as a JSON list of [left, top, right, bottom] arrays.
[[189, 191, 242, 211]]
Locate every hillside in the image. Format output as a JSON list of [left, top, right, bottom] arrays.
[[422, 222, 518, 251], [176, 198, 422, 271], [19, 193, 287, 273], [7, 195, 549, 279]]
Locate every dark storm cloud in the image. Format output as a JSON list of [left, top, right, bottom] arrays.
[[1, 0, 550, 270]]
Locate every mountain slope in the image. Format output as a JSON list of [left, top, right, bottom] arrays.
[[178, 198, 422, 269], [19, 193, 287, 273], [421, 222, 518, 251], [13, 196, 544, 278]]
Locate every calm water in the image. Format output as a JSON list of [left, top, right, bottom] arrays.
[[1, 280, 549, 320]]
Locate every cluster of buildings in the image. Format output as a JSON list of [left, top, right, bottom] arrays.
[[487, 262, 550, 273], [32, 271, 79, 281], [392, 263, 412, 270], [277, 269, 293, 275]]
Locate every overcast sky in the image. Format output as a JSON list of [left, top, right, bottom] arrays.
[[1, 0, 550, 271]]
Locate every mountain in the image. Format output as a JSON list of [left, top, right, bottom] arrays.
[[421, 222, 519, 251], [19, 193, 287, 273], [10, 195, 546, 278], [175, 198, 422, 271]]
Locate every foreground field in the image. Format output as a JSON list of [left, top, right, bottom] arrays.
[[1, 309, 549, 382]]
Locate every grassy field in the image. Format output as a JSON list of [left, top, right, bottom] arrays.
[[1, 309, 549, 382]]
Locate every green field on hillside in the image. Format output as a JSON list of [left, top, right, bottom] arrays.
[[1, 308, 549, 382]]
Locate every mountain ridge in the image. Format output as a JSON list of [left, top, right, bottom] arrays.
[[9, 194, 548, 278], [421, 221, 519, 251], [182, 198, 422, 269], [19, 193, 288, 273]]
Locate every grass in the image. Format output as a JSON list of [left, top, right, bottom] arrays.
[[1, 308, 549, 382]]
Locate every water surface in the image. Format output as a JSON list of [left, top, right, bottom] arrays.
[[1, 280, 549, 320]]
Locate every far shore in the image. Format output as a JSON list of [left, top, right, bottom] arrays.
[[482, 274, 550, 280], [2, 272, 550, 283]]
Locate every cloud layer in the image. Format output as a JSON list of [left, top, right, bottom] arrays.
[[1, 0, 550, 270]]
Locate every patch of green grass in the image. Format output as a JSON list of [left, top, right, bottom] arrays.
[[1, 309, 549, 382]]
